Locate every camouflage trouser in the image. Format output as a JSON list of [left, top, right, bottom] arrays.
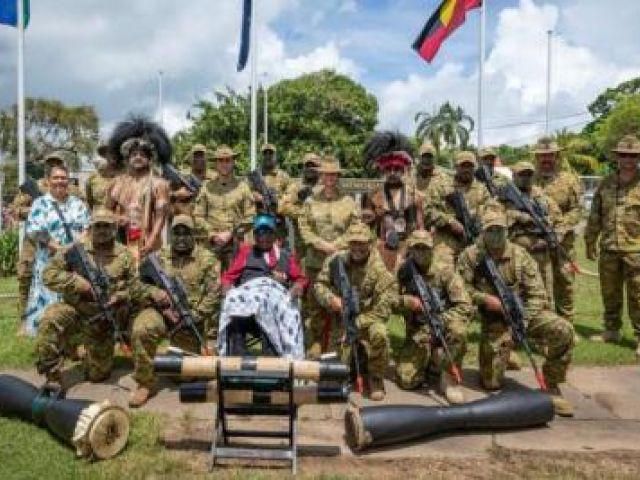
[[35, 303, 110, 381], [17, 239, 36, 319], [341, 320, 390, 379], [131, 308, 203, 388], [552, 234, 576, 322], [529, 249, 555, 311], [395, 314, 467, 390], [479, 309, 574, 388], [304, 268, 335, 359], [599, 250, 640, 336]]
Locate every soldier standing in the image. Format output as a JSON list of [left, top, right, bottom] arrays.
[[193, 145, 256, 270], [477, 147, 510, 193], [503, 161, 562, 308], [585, 135, 640, 357], [252, 143, 292, 202], [414, 141, 452, 212], [314, 222, 396, 401], [533, 138, 583, 323], [395, 230, 472, 404], [85, 143, 125, 212], [298, 156, 358, 358], [169, 144, 215, 217], [457, 210, 575, 416]]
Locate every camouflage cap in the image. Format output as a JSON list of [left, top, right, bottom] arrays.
[[478, 147, 497, 159], [171, 214, 194, 230], [612, 135, 640, 154], [91, 208, 116, 225], [213, 145, 237, 159], [317, 156, 343, 174], [407, 229, 434, 249], [345, 222, 372, 243], [532, 137, 561, 154], [418, 142, 436, 156], [455, 150, 477, 166], [301, 152, 321, 165], [512, 161, 535, 174], [261, 143, 277, 153], [482, 210, 508, 230]]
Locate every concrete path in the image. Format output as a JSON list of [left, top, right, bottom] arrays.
[[2, 365, 639, 459]]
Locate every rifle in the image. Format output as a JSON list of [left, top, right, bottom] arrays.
[[475, 164, 498, 197], [446, 190, 481, 245], [161, 162, 202, 195], [139, 253, 208, 355], [400, 259, 462, 383], [501, 182, 580, 273], [65, 243, 130, 352], [479, 254, 547, 390], [331, 255, 364, 394]]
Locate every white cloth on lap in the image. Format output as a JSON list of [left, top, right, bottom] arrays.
[[217, 277, 304, 359]]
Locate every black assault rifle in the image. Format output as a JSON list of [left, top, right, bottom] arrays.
[[447, 190, 481, 245], [65, 243, 130, 351], [400, 258, 462, 383], [331, 255, 364, 394], [161, 162, 202, 195], [139, 253, 208, 355], [479, 254, 548, 390], [475, 164, 499, 197]]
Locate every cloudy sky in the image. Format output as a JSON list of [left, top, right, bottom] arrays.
[[1, 0, 639, 146]]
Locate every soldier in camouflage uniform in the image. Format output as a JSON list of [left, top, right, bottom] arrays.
[[457, 210, 575, 416], [169, 144, 215, 217], [13, 151, 86, 325], [429, 151, 491, 260], [395, 230, 472, 404], [35, 209, 148, 390], [193, 145, 256, 270], [533, 138, 583, 323], [585, 135, 640, 357], [251, 143, 292, 207], [477, 147, 510, 193], [132, 214, 222, 405], [314, 222, 396, 401], [414, 141, 452, 211], [298, 157, 358, 358], [85, 143, 125, 212], [504, 161, 562, 309]]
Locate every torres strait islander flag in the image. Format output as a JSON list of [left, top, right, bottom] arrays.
[[412, 0, 481, 63]]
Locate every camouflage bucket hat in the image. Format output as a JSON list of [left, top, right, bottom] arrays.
[[300, 152, 321, 165], [511, 161, 535, 174], [171, 214, 194, 230], [213, 145, 238, 159], [482, 210, 508, 230], [455, 150, 477, 166], [418, 142, 436, 156], [190, 144, 207, 155], [345, 222, 372, 243], [407, 229, 434, 249], [317, 156, 343, 174], [532, 137, 561, 154], [261, 143, 277, 153], [91, 208, 116, 225], [478, 147, 497, 159], [612, 135, 640, 154]]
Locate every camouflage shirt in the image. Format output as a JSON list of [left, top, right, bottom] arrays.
[[415, 167, 452, 210], [535, 170, 583, 238], [85, 166, 124, 211]]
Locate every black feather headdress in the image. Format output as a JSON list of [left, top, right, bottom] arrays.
[[108, 115, 172, 165], [363, 131, 415, 172]]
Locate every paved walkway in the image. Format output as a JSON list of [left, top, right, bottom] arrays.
[[2, 365, 639, 459]]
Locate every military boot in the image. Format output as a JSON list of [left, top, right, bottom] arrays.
[[548, 386, 574, 417], [439, 372, 465, 404], [369, 376, 386, 401], [590, 330, 621, 343], [129, 385, 155, 408]]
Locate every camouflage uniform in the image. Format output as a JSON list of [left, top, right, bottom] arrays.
[[585, 135, 640, 339], [298, 158, 358, 357], [313, 224, 396, 381], [35, 233, 144, 382], [85, 165, 124, 212], [134, 217, 222, 385], [395, 231, 473, 390], [457, 225, 574, 389], [414, 143, 453, 211], [429, 152, 491, 260], [193, 146, 256, 269], [170, 144, 215, 217], [534, 141, 584, 321]]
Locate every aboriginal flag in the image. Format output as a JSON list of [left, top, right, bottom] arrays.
[[412, 0, 481, 63]]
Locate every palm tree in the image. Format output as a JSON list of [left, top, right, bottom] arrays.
[[551, 128, 599, 174], [415, 102, 475, 155]]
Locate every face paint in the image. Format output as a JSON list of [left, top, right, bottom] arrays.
[[172, 225, 195, 255], [455, 163, 475, 184], [418, 154, 435, 176], [515, 171, 534, 191], [410, 246, 433, 270], [302, 164, 319, 184], [92, 223, 116, 248], [484, 226, 507, 251], [349, 241, 370, 264]]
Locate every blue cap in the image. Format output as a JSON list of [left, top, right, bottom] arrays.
[[253, 214, 276, 232]]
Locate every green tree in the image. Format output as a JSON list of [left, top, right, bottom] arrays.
[[414, 102, 475, 157], [552, 129, 600, 175], [594, 94, 640, 159], [174, 70, 378, 176], [584, 77, 640, 133]]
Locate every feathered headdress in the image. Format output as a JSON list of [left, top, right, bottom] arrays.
[[363, 131, 414, 172], [107, 115, 172, 166]]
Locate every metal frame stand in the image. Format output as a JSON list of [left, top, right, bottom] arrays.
[[209, 360, 298, 474]]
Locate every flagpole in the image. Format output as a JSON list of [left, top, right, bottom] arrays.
[[249, 0, 258, 170], [477, 0, 486, 149], [17, 0, 25, 186], [545, 29, 552, 135], [157, 70, 164, 128], [263, 74, 268, 144]]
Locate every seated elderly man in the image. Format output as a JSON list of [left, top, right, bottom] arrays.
[[219, 214, 308, 358]]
